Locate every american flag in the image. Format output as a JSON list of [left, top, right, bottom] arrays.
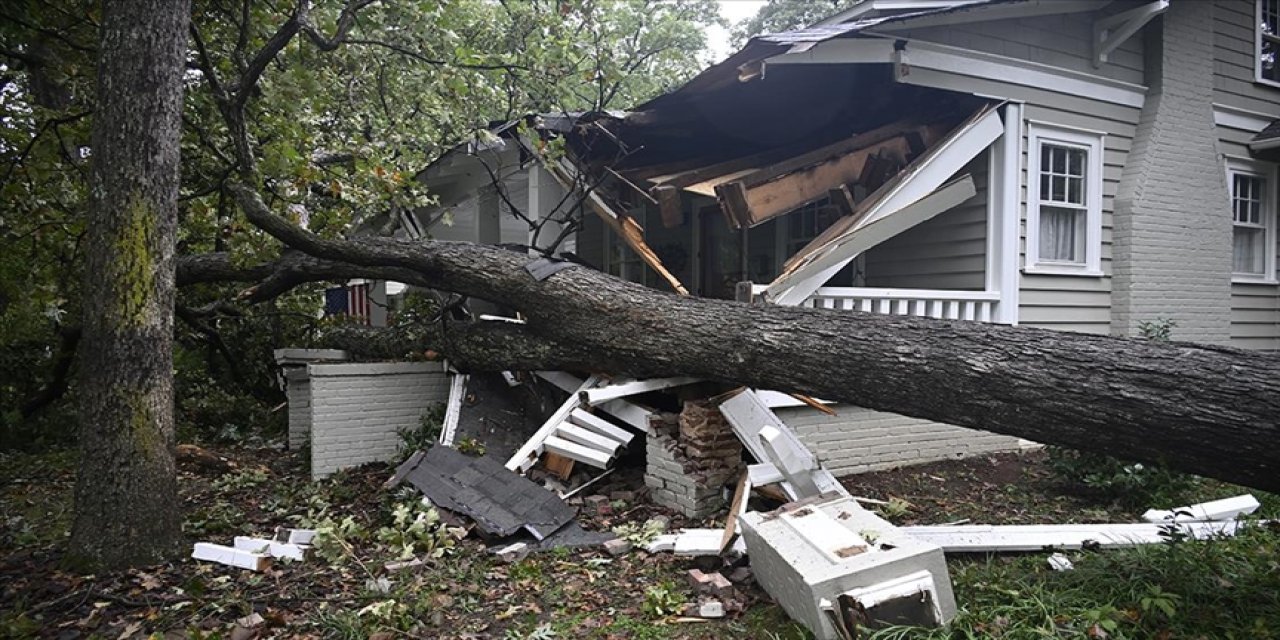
[[324, 282, 371, 325]]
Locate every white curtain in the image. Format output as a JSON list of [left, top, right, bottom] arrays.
[[1234, 228, 1263, 274], [1040, 207, 1080, 262]]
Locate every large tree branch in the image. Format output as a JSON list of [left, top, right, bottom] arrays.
[[225, 181, 1280, 492]]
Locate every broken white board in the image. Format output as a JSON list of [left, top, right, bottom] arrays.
[[1142, 494, 1260, 523], [192, 543, 271, 571], [233, 536, 307, 561], [673, 529, 726, 556], [901, 520, 1252, 553]]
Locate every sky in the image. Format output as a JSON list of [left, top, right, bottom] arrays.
[[706, 0, 768, 63]]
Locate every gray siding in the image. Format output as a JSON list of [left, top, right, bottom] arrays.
[[1016, 102, 1138, 334], [1219, 118, 1280, 349], [1214, 0, 1280, 113], [863, 154, 989, 290], [886, 5, 1144, 85]]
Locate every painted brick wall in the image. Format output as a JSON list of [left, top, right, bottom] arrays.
[[1112, 1, 1234, 342], [284, 369, 311, 450], [308, 362, 450, 479], [775, 405, 1028, 476]]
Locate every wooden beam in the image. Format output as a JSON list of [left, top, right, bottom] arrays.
[[654, 184, 683, 228], [715, 135, 916, 228], [545, 160, 690, 295]]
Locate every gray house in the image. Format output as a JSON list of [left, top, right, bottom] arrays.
[[404, 0, 1280, 475]]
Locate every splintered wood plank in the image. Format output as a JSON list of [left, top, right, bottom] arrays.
[[720, 472, 751, 552], [544, 435, 613, 468], [543, 452, 575, 480]]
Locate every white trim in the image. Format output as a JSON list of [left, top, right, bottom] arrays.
[[1226, 157, 1279, 284], [1213, 103, 1276, 133], [766, 106, 1003, 306], [988, 103, 1022, 324], [1092, 0, 1167, 68], [766, 37, 1147, 108], [766, 177, 979, 305], [1025, 122, 1105, 276], [813, 0, 987, 26]]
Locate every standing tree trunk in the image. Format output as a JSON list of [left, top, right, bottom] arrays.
[[69, 0, 191, 569]]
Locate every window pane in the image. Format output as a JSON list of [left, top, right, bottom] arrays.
[[1232, 173, 1267, 224], [1051, 176, 1066, 202], [1264, 0, 1280, 82], [1235, 227, 1266, 274], [1068, 148, 1084, 175], [1040, 206, 1084, 263], [1067, 177, 1084, 204]]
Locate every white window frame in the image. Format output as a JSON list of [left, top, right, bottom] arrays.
[[1226, 157, 1278, 284], [1024, 122, 1104, 276], [1256, 0, 1280, 88]]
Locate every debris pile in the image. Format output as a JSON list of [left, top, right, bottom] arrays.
[[645, 402, 743, 517]]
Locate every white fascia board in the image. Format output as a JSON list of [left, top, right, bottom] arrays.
[[902, 521, 1250, 552], [891, 39, 1146, 108], [1214, 103, 1277, 133], [438, 373, 468, 447], [766, 176, 979, 305], [875, 0, 1111, 30], [770, 35, 1145, 108], [581, 376, 700, 405]]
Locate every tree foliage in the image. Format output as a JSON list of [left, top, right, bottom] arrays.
[[730, 0, 859, 47], [0, 0, 720, 445]]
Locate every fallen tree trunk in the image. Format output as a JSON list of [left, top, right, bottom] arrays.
[[228, 184, 1280, 492]]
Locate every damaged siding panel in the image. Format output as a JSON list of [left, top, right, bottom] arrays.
[[885, 8, 1145, 85], [1219, 123, 1280, 349], [1018, 102, 1138, 334], [863, 154, 989, 290], [1214, 0, 1280, 114]]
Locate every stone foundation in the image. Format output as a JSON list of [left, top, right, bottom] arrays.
[[644, 400, 744, 518]]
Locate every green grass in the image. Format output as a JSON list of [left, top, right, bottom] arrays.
[[869, 522, 1280, 639]]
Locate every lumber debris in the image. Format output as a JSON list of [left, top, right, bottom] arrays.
[[1142, 494, 1260, 523], [191, 542, 271, 572]]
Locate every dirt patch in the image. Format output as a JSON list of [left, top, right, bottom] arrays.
[[838, 450, 1137, 526]]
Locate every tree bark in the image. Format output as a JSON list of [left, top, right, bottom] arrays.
[[230, 184, 1280, 493], [69, 0, 191, 569]]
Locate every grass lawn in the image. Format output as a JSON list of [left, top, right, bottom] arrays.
[[2, 445, 1277, 639]]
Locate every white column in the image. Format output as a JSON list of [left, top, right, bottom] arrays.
[[986, 102, 1022, 325]]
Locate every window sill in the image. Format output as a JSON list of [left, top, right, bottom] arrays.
[[1023, 264, 1104, 277], [1254, 77, 1280, 91], [1231, 275, 1279, 285]]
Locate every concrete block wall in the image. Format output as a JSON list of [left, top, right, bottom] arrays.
[[308, 362, 450, 479], [1112, 1, 1233, 342], [775, 405, 1027, 476]]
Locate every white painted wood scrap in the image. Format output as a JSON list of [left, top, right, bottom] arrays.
[[439, 372, 469, 447], [1142, 494, 1260, 523], [233, 537, 307, 561], [902, 520, 1252, 553], [192, 543, 271, 571]]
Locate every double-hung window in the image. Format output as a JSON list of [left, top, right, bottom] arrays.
[[1026, 123, 1104, 275], [1228, 159, 1277, 282], [1258, 0, 1280, 86]]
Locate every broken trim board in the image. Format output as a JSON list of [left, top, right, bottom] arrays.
[[505, 374, 601, 472], [439, 372, 469, 447], [902, 521, 1254, 553], [1142, 494, 1260, 523], [581, 376, 700, 405], [674, 529, 727, 556], [276, 528, 316, 545], [233, 537, 307, 561], [569, 409, 635, 445], [192, 543, 271, 571]]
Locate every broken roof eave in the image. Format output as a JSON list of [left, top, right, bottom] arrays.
[[763, 103, 1005, 306]]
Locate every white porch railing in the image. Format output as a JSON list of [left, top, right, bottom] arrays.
[[752, 286, 1004, 323]]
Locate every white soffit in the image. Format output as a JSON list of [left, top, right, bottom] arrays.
[[764, 106, 1003, 306], [764, 37, 1146, 109]]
